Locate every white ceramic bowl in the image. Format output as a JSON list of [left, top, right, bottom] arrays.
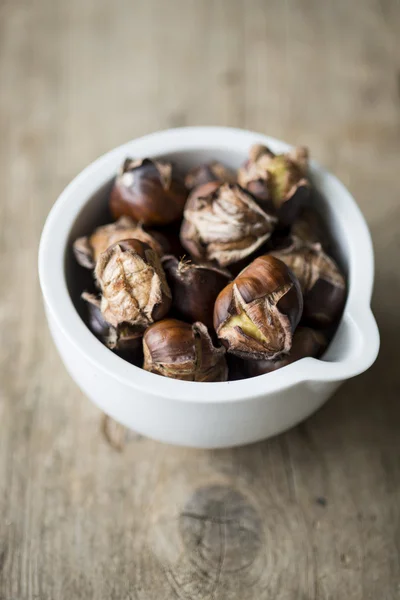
[[38, 127, 379, 448]]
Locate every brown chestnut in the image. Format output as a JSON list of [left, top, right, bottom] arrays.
[[180, 182, 277, 267], [269, 236, 346, 327], [291, 206, 333, 252], [73, 216, 168, 269], [226, 355, 250, 381], [245, 326, 327, 377], [185, 161, 235, 190], [95, 239, 172, 329], [214, 255, 303, 360], [238, 144, 310, 225], [81, 292, 143, 363], [162, 256, 231, 329], [109, 158, 187, 226], [151, 222, 187, 259], [143, 319, 227, 382]]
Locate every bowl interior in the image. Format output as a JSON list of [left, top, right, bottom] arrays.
[[66, 147, 348, 330]]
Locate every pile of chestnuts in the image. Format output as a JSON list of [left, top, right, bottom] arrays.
[[73, 144, 346, 382]]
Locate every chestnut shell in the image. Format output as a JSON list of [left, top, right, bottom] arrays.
[[214, 255, 303, 360], [245, 326, 327, 377], [143, 318, 227, 382], [110, 158, 187, 226], [162, 256, 231, 330]]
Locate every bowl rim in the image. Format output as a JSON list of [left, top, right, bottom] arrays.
[[38, 126, 380, 403]]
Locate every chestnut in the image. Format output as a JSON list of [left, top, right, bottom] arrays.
[[269, 236, 346, 327], [214, 255, 303, 360], [95, 239, 172, 329], [109, 158, 187, 226], [180, 182, 277, 267], [244, 326, 327, 377], [81, 292, 143, 363], [143, 319, 227, 382], [162, 256, 231, 330], [185, 161, 235, 190], [291, 206, 333, 251], [151, 222, 187, 259], [226, 355, 250, 381], [73, 216, 167, 269], [238, 144, 310, 225], [82, 292, 113, 341]]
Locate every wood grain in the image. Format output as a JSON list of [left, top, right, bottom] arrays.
[[1, 0, 400, 598]]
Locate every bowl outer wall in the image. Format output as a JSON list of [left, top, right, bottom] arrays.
[[38, 127, 379, 445]]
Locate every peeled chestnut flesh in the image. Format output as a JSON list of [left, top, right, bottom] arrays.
[[214, 255, 303, 360], [269, 237, 346, 327], [162, 256, 231, 330], [110, 158, 187, 226], [143, 319, 227, 382], [245, 326, 327, 377], [180, 182, 277, 267], [95, 239, 172, 329]]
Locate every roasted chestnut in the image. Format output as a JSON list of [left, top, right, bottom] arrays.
[[291, 206, 333, 252], [73, 216, 167, 269], [185, 161, 235, 190], [151, 222, 187, 259], [244, 326, 327, 376], [81, 292, 143, 363], [238, 144, 310, 225], [143, 319, 227, 381], [214, 255, 303, 360], [110, 158, 187, 226], [269, 236, 346, 327], [95, 239, 172, 329], [180, 182, 277, 267], [162, 256, 231, 330]]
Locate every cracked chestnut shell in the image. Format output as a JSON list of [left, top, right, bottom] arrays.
[[214, 255, 303, 360], [180, 182, 277, 267], [81, 292, 143, 363], [238, 144, 310, 225], [162, 256, 231, 330], [185, 161, 235, 190], [73, 216, 167, 269], [95, 239, 172, 329], [110, 158, 187, 226], [245, 326, 327, 377], [143, 319, 227, 382], [269, 237, 346, 327]]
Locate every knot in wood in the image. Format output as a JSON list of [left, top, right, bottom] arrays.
[[179, 485, 262, 573]]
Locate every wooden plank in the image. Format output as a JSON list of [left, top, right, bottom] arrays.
[[0, 0, 399, 598]]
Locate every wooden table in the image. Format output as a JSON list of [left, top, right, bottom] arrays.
[[1, 0, 399, 598]]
